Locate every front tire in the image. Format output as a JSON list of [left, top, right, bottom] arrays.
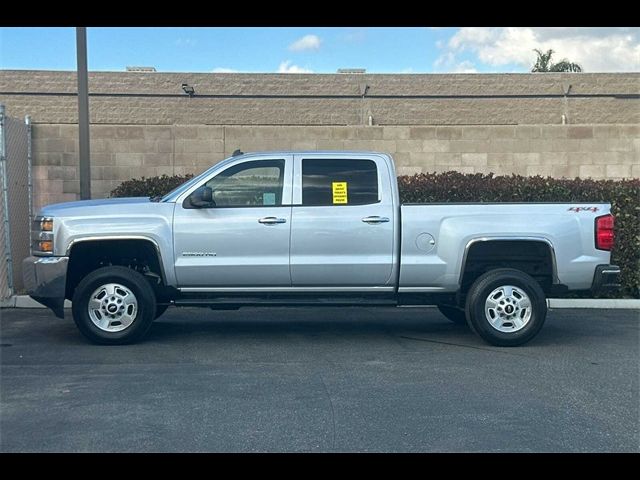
[[72, 266, 157, 345], [465, 268, 547, 347]]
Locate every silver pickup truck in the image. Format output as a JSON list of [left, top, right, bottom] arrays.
[[23, 151, 620, 346]]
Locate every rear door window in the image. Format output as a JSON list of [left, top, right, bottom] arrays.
[[301, 159, 379, 206]]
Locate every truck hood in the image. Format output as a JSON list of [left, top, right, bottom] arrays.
[[41, 197, 176, 258], [40, 197, 153, 217]]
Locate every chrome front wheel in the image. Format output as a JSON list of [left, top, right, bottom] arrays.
[[72, 266, 157, 344], [88, 283, 138, 332]]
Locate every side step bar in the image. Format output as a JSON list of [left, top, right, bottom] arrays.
[[173, 295, 398, 308]]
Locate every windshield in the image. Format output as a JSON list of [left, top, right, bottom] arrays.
[[161, 156, 231, 202]]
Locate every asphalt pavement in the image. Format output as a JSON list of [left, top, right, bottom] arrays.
[[1, 305, 638, 452]]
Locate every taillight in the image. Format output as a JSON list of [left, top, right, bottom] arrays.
[[595, 214, 614, 251]]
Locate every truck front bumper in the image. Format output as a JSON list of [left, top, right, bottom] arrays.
[[22, 256, 69, 319], [591, 264, 621, 295]]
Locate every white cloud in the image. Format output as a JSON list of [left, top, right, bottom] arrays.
[[437, 27, 640, 72], [433, 51, 455, 70], [212, 67, 240, 73], [452, 61, 478, 73], [288, 34, 322, 52], [400, 68, 415, 74], [433, 52, 478, 73], [278, 60, 313, 74]]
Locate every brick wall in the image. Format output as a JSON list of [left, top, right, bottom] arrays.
[[3, 71, 637, 210], [1, 71, 639, 126], [31, 124, 639, 211]]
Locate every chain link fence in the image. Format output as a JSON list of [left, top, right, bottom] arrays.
[[0, 105, 32, 301]]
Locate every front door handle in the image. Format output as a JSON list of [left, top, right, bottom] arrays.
[[362, 216, 390, 224], [258, 217, 287, 225]]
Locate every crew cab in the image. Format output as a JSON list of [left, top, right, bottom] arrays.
[[23, 151, 620, 346]]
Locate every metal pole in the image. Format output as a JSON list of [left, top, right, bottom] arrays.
[[76, 27, 91, 200], [25, 115, 33, 253], [0, 105, 14, 295]]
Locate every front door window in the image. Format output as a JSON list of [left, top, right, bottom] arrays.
[[205, 160, 285, 207]]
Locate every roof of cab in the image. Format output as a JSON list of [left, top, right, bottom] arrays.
[[235, 150, 388, 157]]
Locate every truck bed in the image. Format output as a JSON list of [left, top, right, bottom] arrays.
[[399, 202, 611, 292]]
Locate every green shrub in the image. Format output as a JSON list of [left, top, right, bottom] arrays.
[[111, 172, 639, 297], [110, 174, 193, 199], [399, 172, 639, 298]]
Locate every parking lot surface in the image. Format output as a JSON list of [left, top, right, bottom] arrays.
[[1, 306, 638, 452]]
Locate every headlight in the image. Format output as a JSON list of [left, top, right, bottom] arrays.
[[41, 218, 54, 231], [32, 216, 54, 255]]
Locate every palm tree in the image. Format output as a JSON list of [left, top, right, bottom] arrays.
[[531, 49, 583, 72]]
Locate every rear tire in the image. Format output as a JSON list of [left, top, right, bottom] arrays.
[[437, 305, 467, 325], [72, 266, 157, 345], [465, 268, 547, 347]]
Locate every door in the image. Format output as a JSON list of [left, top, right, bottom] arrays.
[[173, 156, 293, 287], [290, 155, 395, 287]]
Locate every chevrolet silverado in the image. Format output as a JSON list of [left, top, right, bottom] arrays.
[[23, 151, 620, 346]]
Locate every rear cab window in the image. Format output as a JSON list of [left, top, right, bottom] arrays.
[[301, 159, 379, 206]]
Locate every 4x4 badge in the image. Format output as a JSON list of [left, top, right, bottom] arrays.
[[568, 206, 599, 213]]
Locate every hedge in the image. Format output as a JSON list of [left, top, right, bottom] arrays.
[[109, 174, 194, 199], [111, 172, 639, 297]]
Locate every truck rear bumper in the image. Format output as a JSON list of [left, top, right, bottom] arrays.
[[22, 256, 68, 319], [591, 264, 621, 295]]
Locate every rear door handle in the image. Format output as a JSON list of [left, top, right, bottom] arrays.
[[362, 216, 390, 224], [258, 217, 287, 225]]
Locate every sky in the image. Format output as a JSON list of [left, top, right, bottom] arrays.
[[1, 27, 638, 73]]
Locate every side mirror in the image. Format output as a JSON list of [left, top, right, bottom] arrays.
[[201, 186, 213, 203], [188, 186, 215, 208]]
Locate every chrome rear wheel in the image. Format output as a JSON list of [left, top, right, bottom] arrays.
[[484, 285, 532, 333], [465, 268, 547, 347]]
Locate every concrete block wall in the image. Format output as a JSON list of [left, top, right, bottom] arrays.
[[31, 124, 639, 211], [1, 71, 639, 126]]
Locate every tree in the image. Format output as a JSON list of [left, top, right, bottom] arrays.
[[531, 49, 583, 72]]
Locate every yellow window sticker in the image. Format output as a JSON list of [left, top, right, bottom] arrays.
[[332, 182, 348, 204]]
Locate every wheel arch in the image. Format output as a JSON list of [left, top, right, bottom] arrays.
[[65, 236, 167, 300], [459, 237, 558, 294]]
